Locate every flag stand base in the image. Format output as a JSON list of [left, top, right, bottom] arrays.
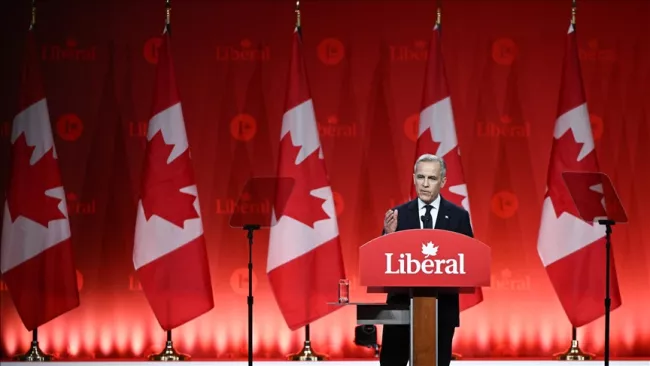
[[14, 341, 54, 361], [148, 341, 189, 361], [288, 325, 327, 361], [554, 340, 594, 361], [288, 341, 328, 361], [14, 329, 53, 361], [148, 331, 189, 361]]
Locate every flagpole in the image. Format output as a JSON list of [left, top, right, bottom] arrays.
[[553, 4, 594, 361], [146, 3, 188, 361], [434, 4, 460, 362], [13, 3, 53, 363], [284, 7, 328, 362]]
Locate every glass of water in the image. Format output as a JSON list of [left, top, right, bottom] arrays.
[[338, 279, 350, 303]]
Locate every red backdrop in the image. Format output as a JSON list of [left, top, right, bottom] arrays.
[[1, 0, 649, 360]]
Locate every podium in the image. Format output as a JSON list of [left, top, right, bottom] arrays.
[[336, 229, 491, 366]]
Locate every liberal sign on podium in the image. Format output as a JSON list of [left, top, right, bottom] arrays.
[[337, 229, 491, 366]]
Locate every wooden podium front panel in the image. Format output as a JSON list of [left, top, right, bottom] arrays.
[[412, 297, 437, 366]]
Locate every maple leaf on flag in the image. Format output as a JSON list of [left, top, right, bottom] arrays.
[[564, 174, 609, 220], [438, 146, 466, 206], [276, 134, 330, 228], [141, 131, 199, 228], [416, 128, 442, 158], [7, 133, 66, 227], [546, 129, 598, 218], [422, 241, 438, 258]]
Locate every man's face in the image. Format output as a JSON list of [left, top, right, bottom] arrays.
[[413, 161, 446, 204]]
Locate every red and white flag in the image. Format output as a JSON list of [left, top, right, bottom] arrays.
[[536, 22, 622, 327], [133, 31, 214, 330], [412, 23, 484, 311], [0, 31, 79, 330], [267, 27, 346, 330]]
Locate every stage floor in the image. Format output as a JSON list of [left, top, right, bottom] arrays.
[[2, 361, 649, 366]]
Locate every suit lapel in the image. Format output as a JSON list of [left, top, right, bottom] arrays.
[[434, 196, 450, 230], [406, 199, 420, 229]]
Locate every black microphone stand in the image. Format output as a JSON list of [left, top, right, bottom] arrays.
[[598, 219, 614, 366], [244, 224, 260, 366]]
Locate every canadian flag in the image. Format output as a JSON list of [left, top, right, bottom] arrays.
[[0, 31, 80, 330], [133, 31, 214, 330], [536, 22, 622, 327], [267, 27, 346, 330], [412, 23, 483, 311]]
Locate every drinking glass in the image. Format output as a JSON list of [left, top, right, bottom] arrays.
[[338, 279, 349, 303]]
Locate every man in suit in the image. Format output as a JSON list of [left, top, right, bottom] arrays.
[[379, 153, 474, 366]]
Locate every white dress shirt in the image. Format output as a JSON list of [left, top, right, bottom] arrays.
[[418, 194, 440, 229]]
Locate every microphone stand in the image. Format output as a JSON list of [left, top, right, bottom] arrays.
[[244, 224, 260, 366], [598, 219, 614, 366]]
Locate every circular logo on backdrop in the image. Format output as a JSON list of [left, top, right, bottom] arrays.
[[143, 37, 163, 64], [500, 114, 512, 124], [332, 191, 344, 216], [317, 38, 345, 66], [492, 38, 517, 65], [589, 114, 603, 141], [56, 113, 83, 141], [230, 268, 258, 295], [491, 190, 519, 218], [230, 114, 257, 141], [403, 113, 420, 142]]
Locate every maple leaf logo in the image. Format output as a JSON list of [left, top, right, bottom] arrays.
[[141, 131, 199, 228], [7, 133, 66, 227], [275, 134, 330, 228], [422, 241, 439, 258], [546, 129, 599, 218]]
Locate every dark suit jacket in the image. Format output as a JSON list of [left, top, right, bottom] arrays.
[[383, 195, 474, 328]]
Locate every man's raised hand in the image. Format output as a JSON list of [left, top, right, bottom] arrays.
[[383, 209, 398, 234]]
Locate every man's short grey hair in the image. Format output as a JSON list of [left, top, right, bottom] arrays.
[[413, 153, 446, 178]]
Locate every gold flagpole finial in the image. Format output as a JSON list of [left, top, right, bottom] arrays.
[[295, 0, 301, 28], [571, 0, 576, 25], [29, 0, 36, 30], [165, 0, 171, 26], [163, 0, 171, 35], [436, 7, 441, 26]]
